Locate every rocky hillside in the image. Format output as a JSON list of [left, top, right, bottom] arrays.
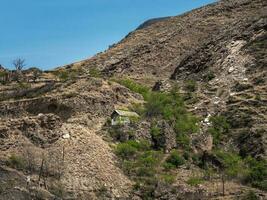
[[0, 0, 266, 199], [73, 0, 266, 84]]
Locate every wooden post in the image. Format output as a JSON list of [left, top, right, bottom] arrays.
[[62, 146, 65, 164]]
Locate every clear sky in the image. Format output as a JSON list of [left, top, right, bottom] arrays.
[[0, 0, 215, 70]]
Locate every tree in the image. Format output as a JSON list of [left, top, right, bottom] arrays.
[[13, 58, 26, 71], [214, 151, 245, 196], [12, 58, 26, 82]]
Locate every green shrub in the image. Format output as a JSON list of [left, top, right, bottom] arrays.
[[138, 151, 161, 168], [208, 115, 230, 146], [163, 162, 176, 171], [175, 114, 199, 135], [53, 69, 80, 82], [50, 182, 65, 198], [214, 150, 245, 178], [115, 141, 139, 159], [7, 154, 26, 170], [17, 82, 31, 89], [89, 67, 102, 78], [0, 71, 8, 84], [150, 125, 166, 149], [203, 71, 215, 81], [176, 133, 190, 149], [56, 70, 69, 82], [187, 177, 203, 186], [183, 151, 190, 160], [185, 80, 197, 92], [115, 140, 151, 160], [241, 190, 259, 200], [244, 157, 267, 191], [146, 90, 186, 119], [161, 174, 176, 184], [130, 103, 146, 116], [115, 79, 150, 100], [108, 125, 127, 141], [192, 154, 201, 166], [122, 160, 135, 175], [165, 150, 185, 168]]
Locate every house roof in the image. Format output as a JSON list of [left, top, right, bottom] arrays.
[[113, 110, 139, 118]]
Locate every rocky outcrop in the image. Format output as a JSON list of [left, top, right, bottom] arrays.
[[151, 120, 177, 152], [0, 114, 62, 147]]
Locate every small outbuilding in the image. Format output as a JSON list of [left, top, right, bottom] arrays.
[[111, 110, 139, 126]]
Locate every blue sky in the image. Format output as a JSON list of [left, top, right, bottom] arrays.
[[0, 0, 215, 70]]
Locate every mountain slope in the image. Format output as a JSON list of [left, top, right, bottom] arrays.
[[0, 0, 266, 199], [72, 0, 266, 85]]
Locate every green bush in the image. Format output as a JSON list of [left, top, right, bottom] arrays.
[[0, 71, 8, 84], [150, 125, 165, 149], [138, 151, 161, 168], [183, 151, 190, 160], [163, 162, 176, 171], [55, 70, 69, 82], [214, 150, 244, 178], [185, 80, 197, 92], [7, 154, 26, 170], [53, 69, 80, 82], [165, 150, 185, 168], [161, 174, 176, 184], [17, 82, 31, 89], [50, 182, 65, 198], [115, 141, 139, 159], [115, 140, 151, 160], [208, 115, 230, 146], [186, 177, 203, 186], [175, 114, 199, 135], [192, 154, 201, 166], [203, 71, 215, 81], [130, 103, 146, 116], [244, 157, 267, 191], [241, 190, 259, 200], [89, 67, 102, 78], [176, 133, 190, 149], [135, 150, 163, 177], [146, 91, 185, 119], [115, 79, 150, 100]]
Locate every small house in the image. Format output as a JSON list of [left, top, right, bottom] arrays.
[[111, 110, 139, 126]]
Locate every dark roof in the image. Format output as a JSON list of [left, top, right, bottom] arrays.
[[112, 110, 139, 118]]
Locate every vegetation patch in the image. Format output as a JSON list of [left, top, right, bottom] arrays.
[[208, 115, 230, 146], [186, 176, 204, 186], [185, 80, 197, 92], [6, 154, 27, 170], [164, 150, 185, 170]]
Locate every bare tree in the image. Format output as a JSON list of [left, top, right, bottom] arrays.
[[13, 58, 26, 71], [12, 58, 26, 82]]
